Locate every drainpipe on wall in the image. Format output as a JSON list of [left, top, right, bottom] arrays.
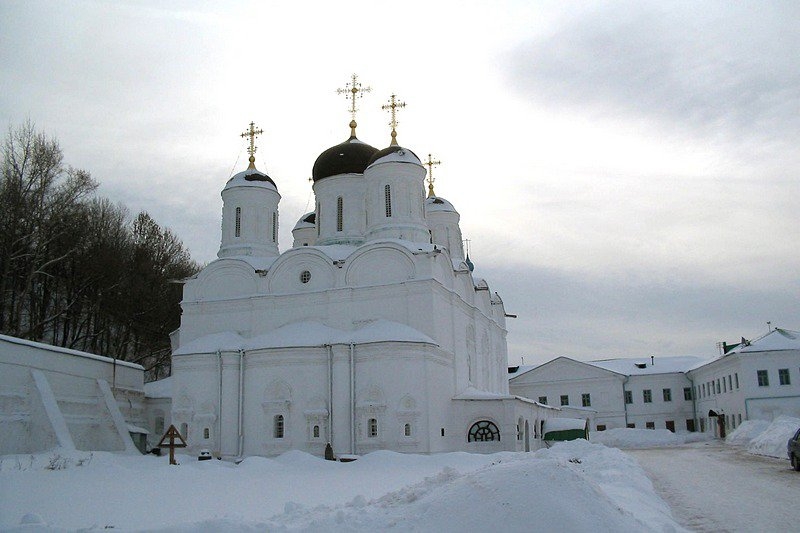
[[350, 342, 356, 455], [327, 344, 334, 446], [237, 348, 244, 458], [217, 349, 223, 454]]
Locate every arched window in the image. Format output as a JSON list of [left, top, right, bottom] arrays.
[[272, 212, 277, 242], [404, 423, 412, 437], [313, 425, 320, 438], [274, 414, 284, 438], [203, 427, 210, 439], [180, 422, 189, 439], [384, 185, 392, 217], [235, 207, 241, 237], [468, 420, 500, 442], [368, 418, 378, 438], [336, 196, 343, 232]]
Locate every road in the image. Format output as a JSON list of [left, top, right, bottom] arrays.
[[627, 442, 800, 532]]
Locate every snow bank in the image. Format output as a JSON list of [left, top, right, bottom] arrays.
[[591, 428, 711, 449], [746, 416, 800, 459], [725, 420, 771, 446], [0, 444, 685, 532]]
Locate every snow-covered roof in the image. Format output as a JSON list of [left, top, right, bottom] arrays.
[[223, 167, 277, 192], [425, 196, 457, 213], [687, 328, 800, 372], [0, 333, 144, 370], [292, 212, 315, 231], [174, 319, 437, 355], [589, 356, 705, 376], [366, 146, 423, 168], [144, 376, 173, 399], [543, 418, 588, 431], [731, 328, 800, 353], [452, 386, 515, 400], [213, 255, 279, 272]]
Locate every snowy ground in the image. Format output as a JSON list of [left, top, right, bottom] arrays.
[[0, 441, 683, 532], [629, 442, 800, 532]]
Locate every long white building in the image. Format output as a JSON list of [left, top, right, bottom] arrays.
[[510, 328, 800, 435]]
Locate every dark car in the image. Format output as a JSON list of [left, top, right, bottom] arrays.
[[787, 428, 800, 471]]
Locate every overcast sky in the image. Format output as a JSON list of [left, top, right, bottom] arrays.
[[1, 0, 798, 365]]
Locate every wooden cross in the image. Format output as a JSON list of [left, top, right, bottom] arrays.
[[424, 153, 441, 197], [157, 424, 187, 465], [240, 121, 264, 169], [381, 94, 406, 146], [337, 74, 371, 122]]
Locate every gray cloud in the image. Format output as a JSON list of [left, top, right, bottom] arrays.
[[505, 2, 800, 143], [484, 261, 800, 365]]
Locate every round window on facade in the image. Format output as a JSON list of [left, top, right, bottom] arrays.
[[300, 270, 311, 283]]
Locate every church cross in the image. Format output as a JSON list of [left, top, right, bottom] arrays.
[[424, 153, 441, 197], [337, 74, 371, 135], [240, 121, 264, 169], [382, 94, 406, 146]]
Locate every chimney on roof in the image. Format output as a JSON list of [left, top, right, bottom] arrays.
[[650, 355, 654, 366]]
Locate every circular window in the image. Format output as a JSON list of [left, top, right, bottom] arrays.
[[300, 270, 311, 283]]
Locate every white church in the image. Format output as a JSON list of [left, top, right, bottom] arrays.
[[168, 81, 570, 459]]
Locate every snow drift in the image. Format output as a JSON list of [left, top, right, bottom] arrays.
[[0, 442, 684, 532]]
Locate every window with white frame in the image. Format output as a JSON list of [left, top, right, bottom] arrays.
[[643, 389, 652, 403], [663, 388, 672, 402], [757, 370, 769, 387], [779, 368, 790, 385], [581, 393, 591, 407], [684, 387, 692, 401], [538, 396, 547, 405], [624, 390, 632, 404], [560, 395, 569, 406]]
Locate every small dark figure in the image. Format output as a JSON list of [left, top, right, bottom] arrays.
[[324, 442, 335, 461]]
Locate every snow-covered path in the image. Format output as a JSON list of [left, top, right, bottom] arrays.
[[627, 442, 800, 532]]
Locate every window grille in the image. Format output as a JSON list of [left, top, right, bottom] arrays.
[[337, 197, 343, 232], [468, 420, 500, 442], [384, 185, 392, 217], [235, 207, 241, 237]]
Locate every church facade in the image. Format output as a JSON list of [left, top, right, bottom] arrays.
[[170, 84, 565, 458]]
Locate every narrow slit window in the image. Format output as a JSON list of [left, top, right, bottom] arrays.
[[272, 212, 277, 242], [235, 207, 241, 237], [274, 414, 284, 438], [317, 202, 321, 236], [337, 197, 343, 232], [368, 418, 378, 438], [384, 184, 392, 217]]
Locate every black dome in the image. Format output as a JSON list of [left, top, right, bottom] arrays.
[[366, 145, 421, 166], [312, 137, 379, 182]]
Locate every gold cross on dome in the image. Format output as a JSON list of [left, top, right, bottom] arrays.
[[337, 74, 372, 133], [240, 121, 264, 169], [424, 153, 441, 197], [381, 94, 406, 146]]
